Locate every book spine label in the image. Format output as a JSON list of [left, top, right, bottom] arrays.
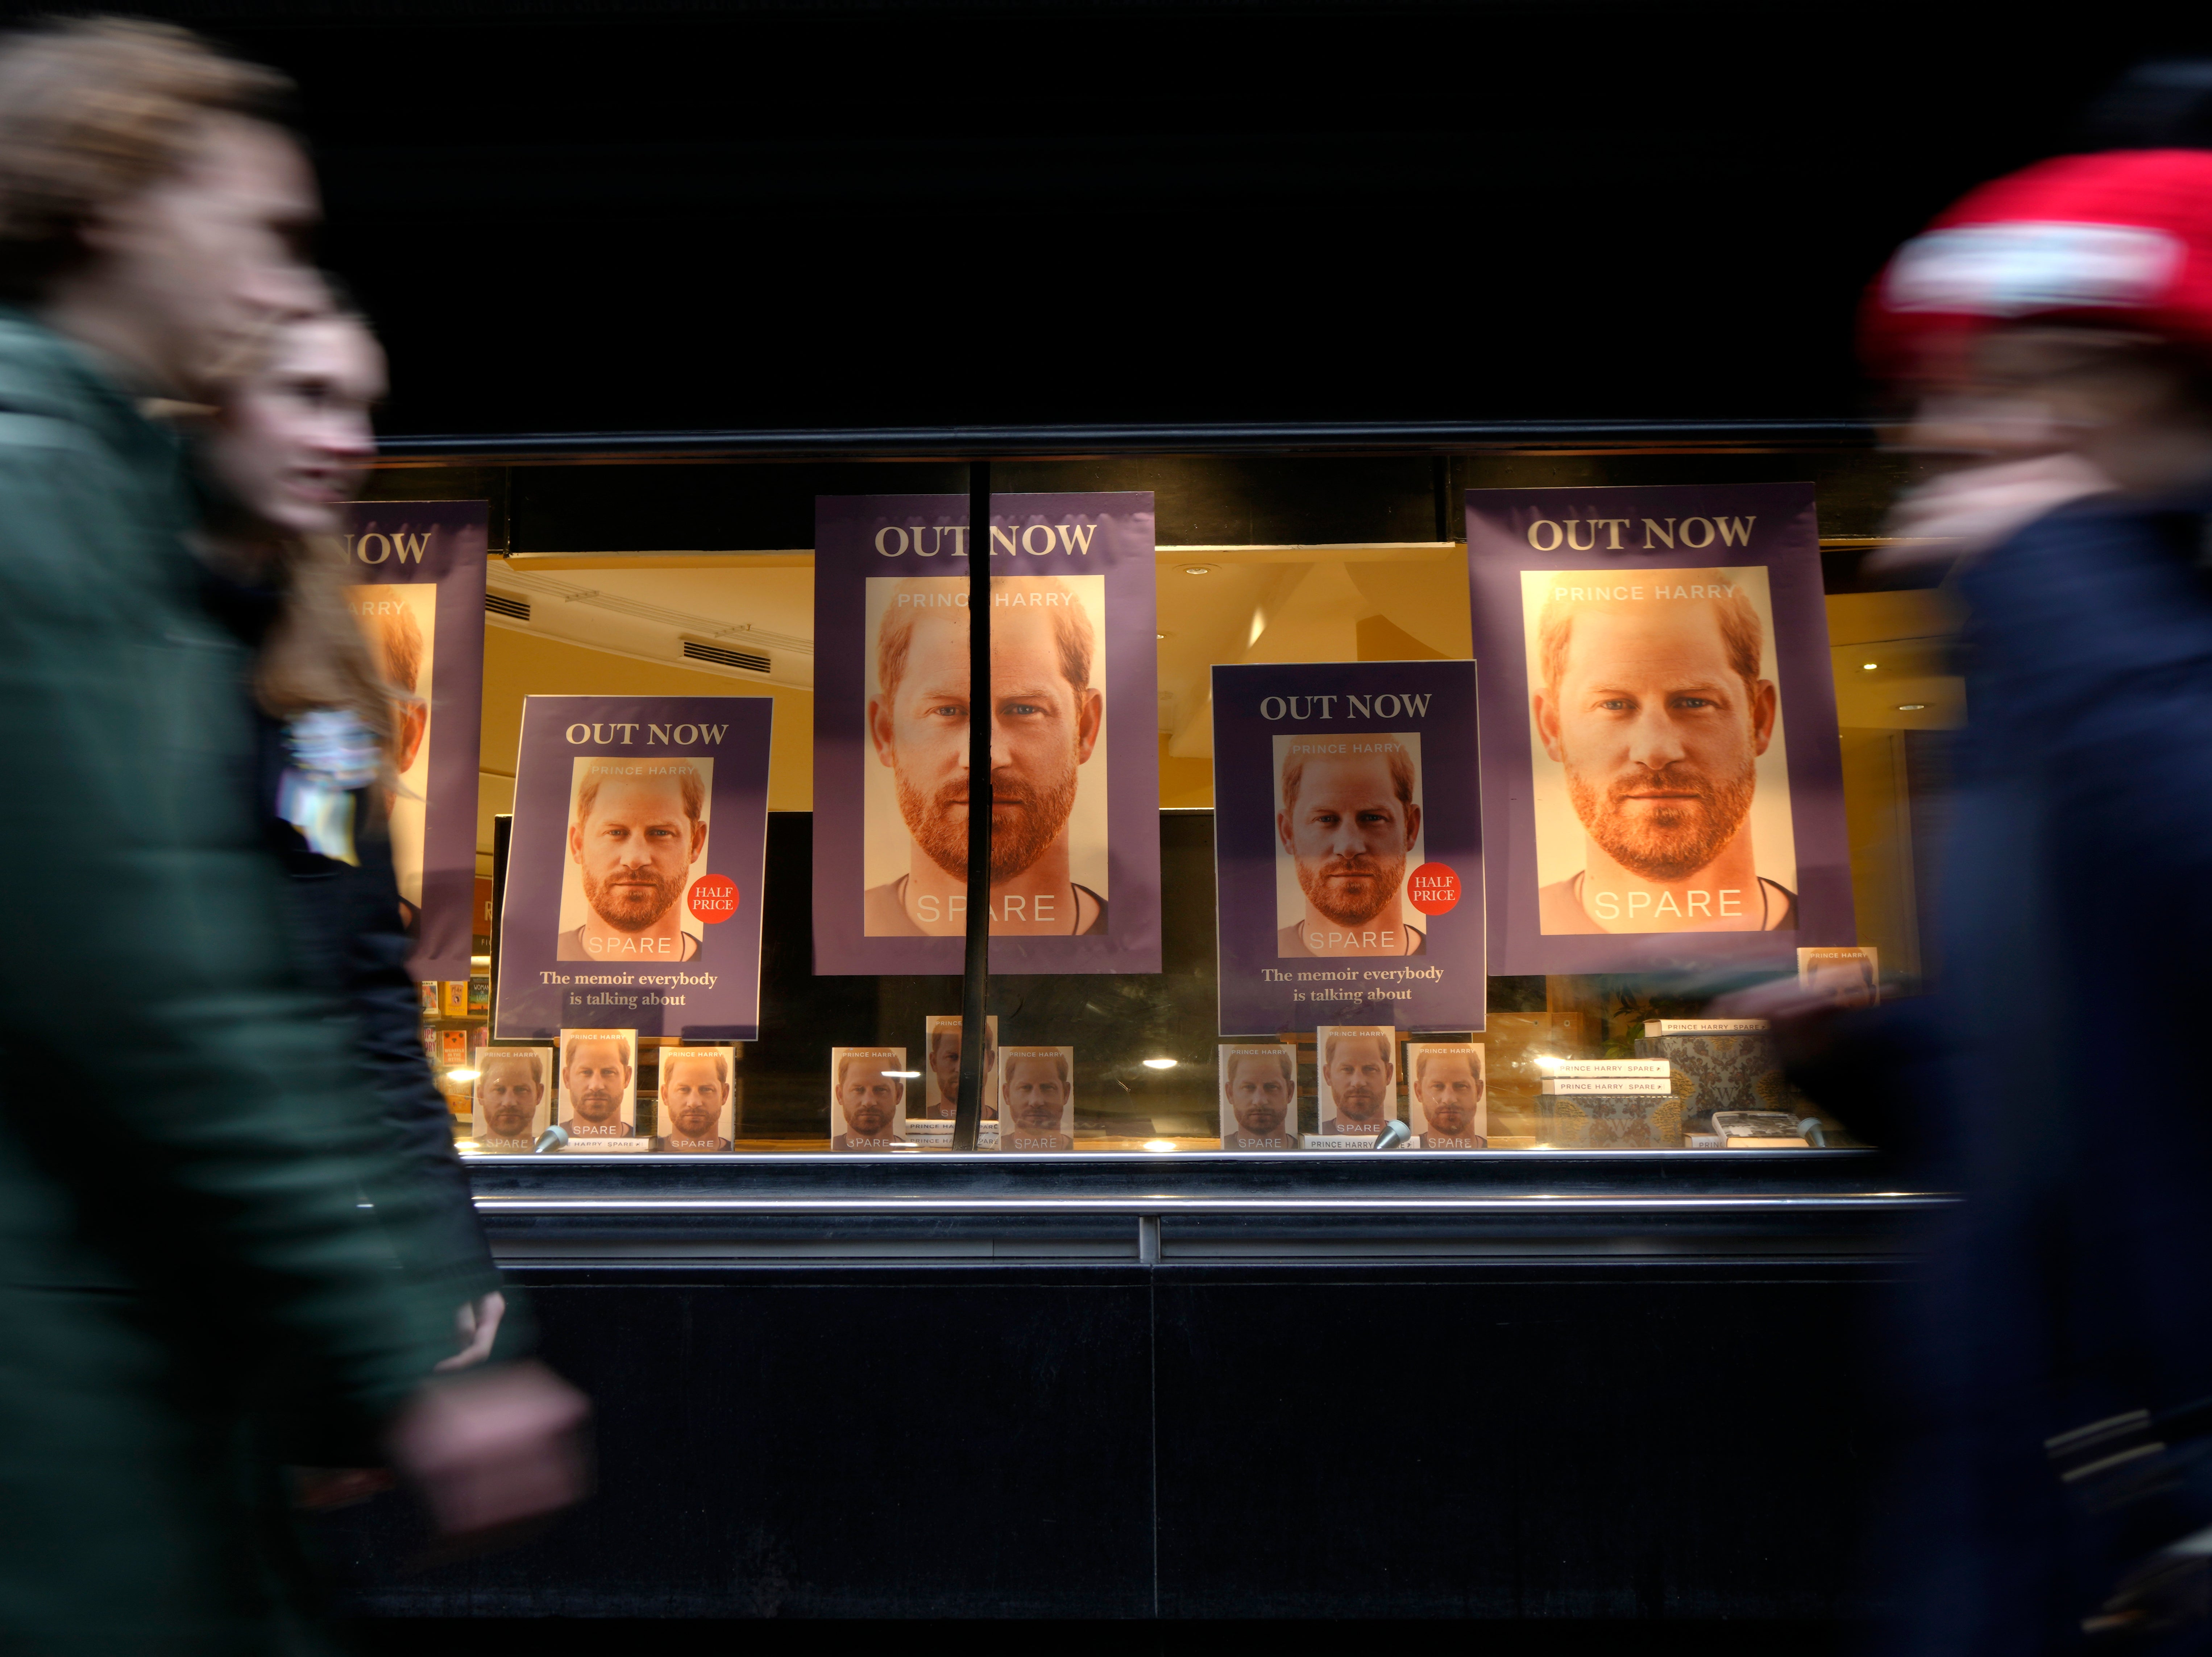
[[1547, 1060, 1671, 1077], [1301, 1133, 1381, 1151], [1644, 1019, 1771, 1035], [1540, 1079, 1674, 1096]]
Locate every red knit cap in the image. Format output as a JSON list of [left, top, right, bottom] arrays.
[[1861, 149, 2212, 380]]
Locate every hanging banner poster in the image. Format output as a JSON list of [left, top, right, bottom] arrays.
[[493, 694, 773, 1039], [342, 500, 486, 982], [1211, 660, 1483, 1034], [1466, 482, 1851, 974], [812, 492, 1160, 976]]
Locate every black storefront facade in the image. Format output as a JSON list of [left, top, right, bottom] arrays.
[[164, 0, 2163, 1636], [314, 422, 1944, 1639]]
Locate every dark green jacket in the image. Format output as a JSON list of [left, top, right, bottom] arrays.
[[0, 309, 465, 1654]]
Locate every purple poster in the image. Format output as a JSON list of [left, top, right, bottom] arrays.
[[1466, 482, 1852, 975], [1212, 661, 1485, 1034], [493, 695, 773, 1038], [812, 493, 1161, 976], [343, 500, 486, 981]]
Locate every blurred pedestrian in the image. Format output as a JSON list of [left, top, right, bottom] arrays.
[[0, 18, 584, 1654], [1780, 149, 2212, 1654], [198, 293, 512, 1378]]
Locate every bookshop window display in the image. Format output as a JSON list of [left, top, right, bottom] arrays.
[[392, 442, 1945, 1159]]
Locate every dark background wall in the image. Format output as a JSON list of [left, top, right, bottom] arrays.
[[13, 0, 2203, 437]]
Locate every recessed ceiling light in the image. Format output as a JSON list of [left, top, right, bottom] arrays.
[[1894, 703, 1928, 712], [1861, 662, 1879, 670], [1183, 565, 1212, 575], [1141, 1057, 1177, 1070]]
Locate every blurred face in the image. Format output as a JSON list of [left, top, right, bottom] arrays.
[[1907, 327, 2156, 461], [570, 775, 706, 932], [1418, 1054, 1482, 1135], [564, 1041, 630, 1125], [1809, 961, 1877, 1008], [79, 116, 322, 398], [929, 1033, 962, 1102], [661, 1056, 726, 1137], [478, 1059, 541, 1139], [838, 1060, 901, 1135], [1537, 605, 1774, 883], [1005, 1057, 1067, 1133], [1325, 1038, 1393, 1124], [1281, 754, 1419, 926], [208, 315, 383, 537], [1227, 1056, 1290, 1136], [872, 605, 1103, 883]]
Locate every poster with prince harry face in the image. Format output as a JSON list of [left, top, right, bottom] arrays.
[[1467, 482, 1853, 974], [811, 494, 1161, 977], [494, 695, 773, 1039], [1211, 660, 1485, 1035]]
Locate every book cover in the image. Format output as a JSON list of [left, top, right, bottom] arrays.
[[1632, 1030, 1787, 1127], [1537, 1093, 1684, 1149], [1798, 944, 1879, 1008], [1712, 1109, 1810, 1148]]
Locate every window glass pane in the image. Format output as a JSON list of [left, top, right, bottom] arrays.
[[407, 442, 1952, 1157]]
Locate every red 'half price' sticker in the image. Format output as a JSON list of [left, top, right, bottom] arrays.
[[688, 873, 740, 923], [1405, 862, 1461, 916]]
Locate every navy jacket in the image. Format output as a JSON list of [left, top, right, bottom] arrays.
[[1890, 487, 2212, 1655]]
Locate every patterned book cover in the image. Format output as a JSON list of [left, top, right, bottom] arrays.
[[1537, 1093, 1685, 1149], [1631, 1032, 1788, 1129]]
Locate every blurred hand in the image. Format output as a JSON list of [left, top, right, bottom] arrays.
[[1708, 977, 1848, 1070], [434, 1290, 507, 1373], [1708, 976, 1831, 1025], [386, 1359, 590, 1542], [1870, 452, 2112, 575]]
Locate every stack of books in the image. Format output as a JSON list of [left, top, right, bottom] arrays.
[[1536, 1058, 1683, 1149], [1634, 1018, 1787, 1142]]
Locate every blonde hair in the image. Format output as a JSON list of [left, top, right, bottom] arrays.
[[255, 532, 398, 743], [0, 18, 290, 298], [876, 577, 1095, 706], [1539, 572, 1764, 704]]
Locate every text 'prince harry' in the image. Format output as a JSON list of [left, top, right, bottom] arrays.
[[865, 577, 1108, 937]]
